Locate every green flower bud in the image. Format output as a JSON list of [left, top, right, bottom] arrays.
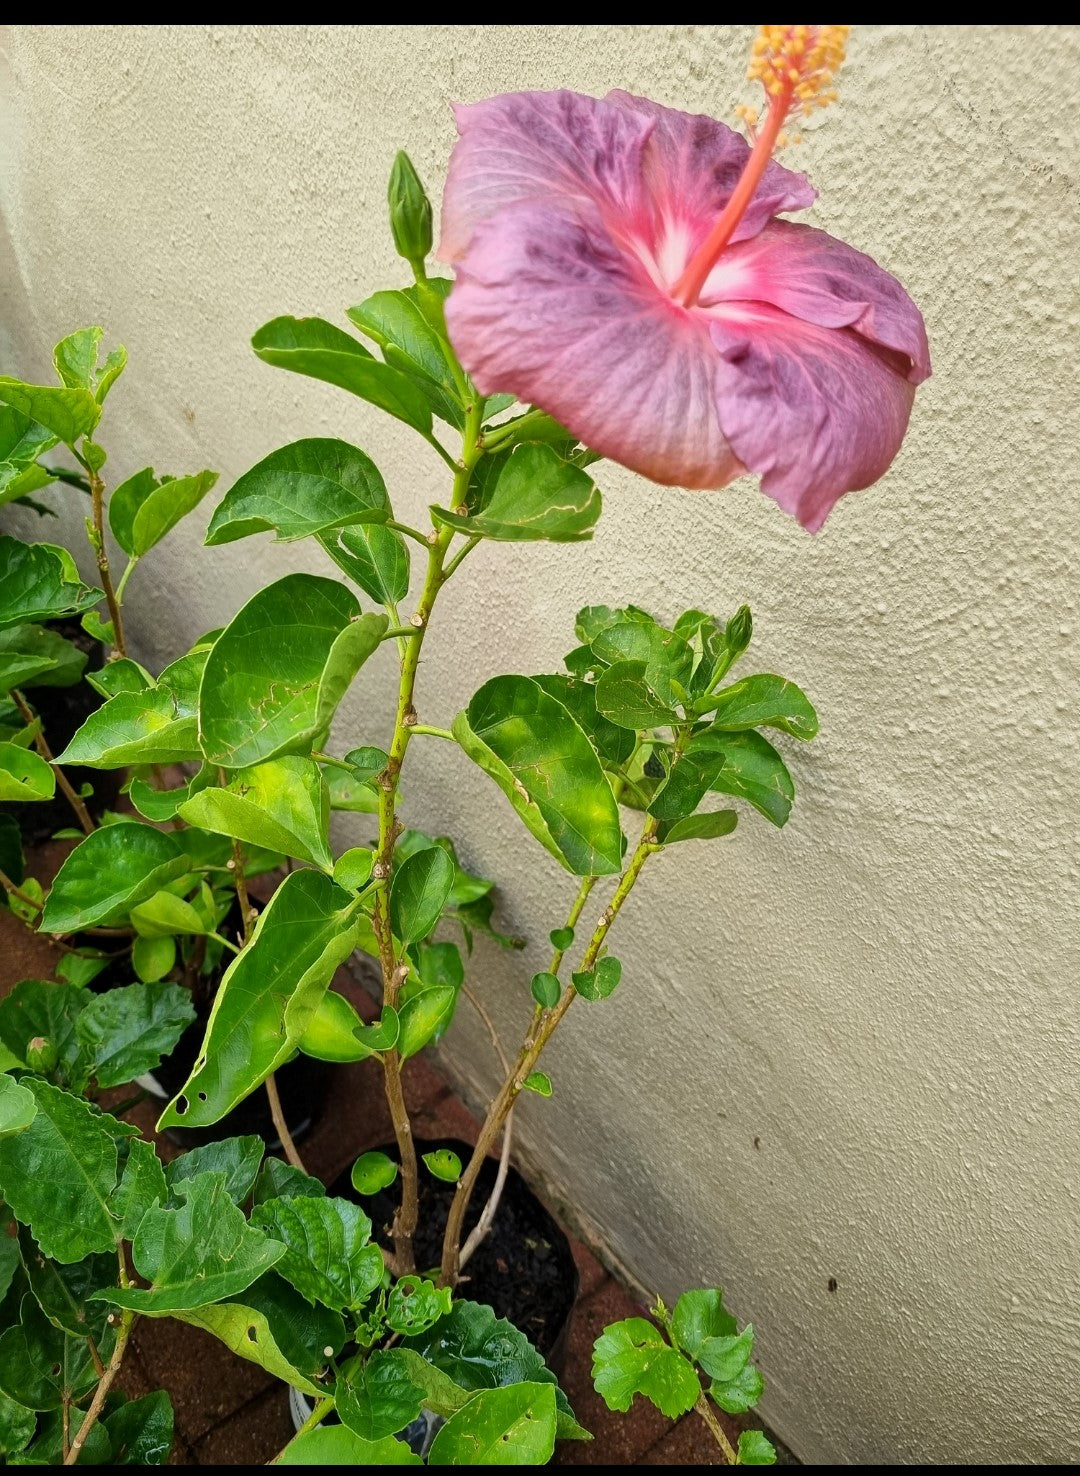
[[724, 603, 753, 657], [26, 1036, 57, 1073], [388, 151, 433, 270]]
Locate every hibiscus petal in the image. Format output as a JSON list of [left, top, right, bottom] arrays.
[[607, 91, 816, 248], [438, 91, 654, 262], [446, 199, 744, 490], [708, 306, 917, 532], [704, 220, 931, 382]]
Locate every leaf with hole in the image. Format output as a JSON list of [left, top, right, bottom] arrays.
[[422, 1148, 461, 1183], [351, 1151, 398, 1196], [178, 756, 332, 870], [198, 573, 387, 768], [95, 1172, 284, 1313], [386, 1276, 451, 1337], [432, 443, 600, 542], [249, 1195, 383, 1312], [109, 466, 218, 558], [206, 438, 389, 546], [710, 1360, 765, 1415], [39, 822, 190, 932], [428, 1381, 557, 1466], [76, 982, 196, 1089], [453, 676, 622, 877], [0, 744, 54, 803], [252, 316, 432, 435], [592, 1317, 700, 1419], [0, 1080, 120, 1262], [157, 869, 359, 1130], [0, 1292, 111, 1412]]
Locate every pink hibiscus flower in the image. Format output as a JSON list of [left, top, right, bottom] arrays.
[[438, 28, 930, 532]]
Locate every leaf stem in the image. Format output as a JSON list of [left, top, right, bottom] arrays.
[[480, 406, 548, 450], [79, 458, 127, 659], [439, 819, 659, 1286], [387, 519, 432, 547], [64, 1309, 134, 1464], [270, 1396, 333, 1461], [11, 689, 95, 835], [441, 535, 481, 581], [694, 1392, 740, 1465], [409, 724, 455, 741], [265, 1070, 307, 1173], [114, 556, 138, 605], [372, 393, 487, 1275]]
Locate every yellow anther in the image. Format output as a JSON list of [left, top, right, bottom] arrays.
[[744, 23, 849, 122]]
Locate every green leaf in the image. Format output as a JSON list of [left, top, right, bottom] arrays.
[[594, 660, 682, 730], [432, 443, 600, 542], [347, 289, 464, 429], [324, 765, 379, 813], [0, 1081, 119, 1262], [52, 328, 126, 405], [127, 772, 208, 824], [428, 1382, 557, 1466], [398, 986, 457, 1059], [353, 1006, 399, 1053], [592, 1317, 700, 1419], [0, 1389, 36, 1457], [165, 1136, 264, 1206], [530, 972, 560, 1009], [0, 537, 100, 631], [710, 1361, 764, 1415], [737, 1428, 777, 1465], [128, 891, 205, 940], [198, 573, 387, 768], [333, 846, 374, 891], [656, 810, 738, 846], [705, 673, 818, 740], [168, 1289, 328, 1398], [522, 1072, 552, 1097], [0, 652, 56, 694], [96, 1172, 284, 1312], [109, 467, 218, 559], [422, 1148, 462, 1183], [39, 823, 190, 931], [337, 1348, 423, 1442], [252, 316, 432, 435], [205, 439, 388, 546], [157, 869, 359, 1130], [0, 624, 86, 693], [297, 988, 372, 1064], [386, 1276, 451, 1337], [651, 729, 794, 829], [393, 1349, 475, 1420], [0, 1076, 36, 1139], [57, 687, 201, 768], [17, 1227, 114, 1339], [252, 1157, 326, 1207], [0, 1292, 110, 1411], [107, 1136, 167, 1240], [248, 1195, 383, 1312], [342, 745, 390, 785], [318, 521, 411, 607], [671, 1289, 737, 1356], [403, 1299, 587, 1441], [0, 742, 54, 802], [276, 1426, 421, 1465], [0, 379, 100, 446], [0, 979, 89, 1086], [84, 657, 152, 700], [351, 1151, 398, 1195], [572, 956, 621, 1002], [75, 983, 195, 1089], [697, 1327, 755, 1383], [390, 845, 454, 945], [178, 756, 332, 870], [453, 675, 622, 877], [532, 674, 635, 766], [103, 1390, 174, 1465]]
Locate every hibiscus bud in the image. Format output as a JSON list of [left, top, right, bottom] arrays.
[[26, 1036, 56, 1073], [725, 604, 753, 657], [388, 151, 433, 270]]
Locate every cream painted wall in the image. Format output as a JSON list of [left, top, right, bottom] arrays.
[[2, 24, 1078, 1464]]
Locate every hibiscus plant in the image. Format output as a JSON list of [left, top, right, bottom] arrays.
[[0, 24, 927, 1467]]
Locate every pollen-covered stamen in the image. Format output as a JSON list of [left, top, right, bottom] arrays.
[[672, 24, 849, 309]]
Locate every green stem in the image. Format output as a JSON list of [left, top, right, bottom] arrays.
[[422, 433, 462, 474], [524, 875, 598, 1044], [442, 535, 481, 581], [12, 689, 94, 835], [439, 818, 659, 1286], [373, 392, 487, 1275], [272, 1396, 333, 1460], [409, 724, 454, 741], [694, 1393, 739, 1465], [209, 931, 241, 956], [114, 556, 138, 605], [387, 519, 432, 547], [79, 457, 127, 659], [381, 626, 419, 642], [481, 406, 547, 450]]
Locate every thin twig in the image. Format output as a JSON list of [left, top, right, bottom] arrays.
[[694, 1393, 739, 1465], [458, 983, 513, 1272], [64, 1310, 134, 1464], [84, 464, 127, 658], [62, 1399, 70, 1462], [265, 1072, 307, 1173], [268, 1397, 333, 1462], [85, 1335, 105, 1379], [0, 865, 43, 913], [11, 690, 95, 834]]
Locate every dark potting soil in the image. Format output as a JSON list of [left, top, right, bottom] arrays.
[[332, 1138, 579, 1368]]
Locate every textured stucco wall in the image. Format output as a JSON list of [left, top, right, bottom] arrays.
[[2, 24, 1078, 1464]]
